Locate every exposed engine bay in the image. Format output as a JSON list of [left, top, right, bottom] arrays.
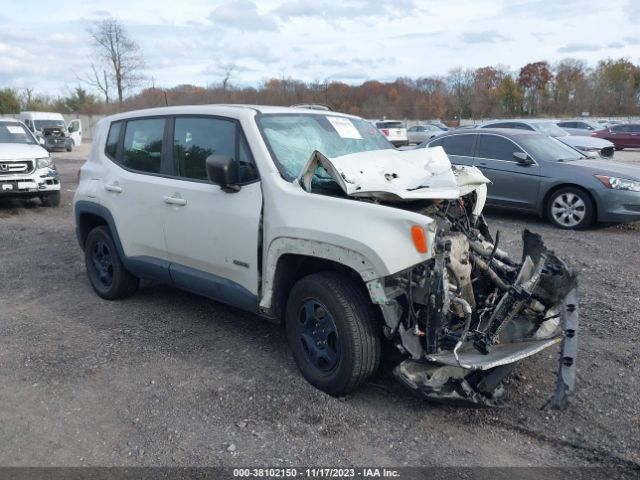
[[300, 148, 579, 408], [385, 194, 578, 407]]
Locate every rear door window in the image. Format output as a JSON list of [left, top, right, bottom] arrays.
[[122, 118, 165, 174], [477, 135, 524, 162], [441, 134, 475, 156]]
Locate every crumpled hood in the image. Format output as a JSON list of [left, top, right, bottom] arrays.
[[0, 143, 49, 161], [298, 147, 489, 201]]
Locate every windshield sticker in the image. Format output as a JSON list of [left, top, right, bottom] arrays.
[[327, 116, 362, 139], [6, 126, 25, 134]]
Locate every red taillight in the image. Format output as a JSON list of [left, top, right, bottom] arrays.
[[591, 132, 597, 137], [381, 129, 389, 136]]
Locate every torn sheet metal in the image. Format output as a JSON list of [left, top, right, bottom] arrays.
[[298, 147, 489, 201], [550, 287, 579, 409], [425, 337, 561, 370]]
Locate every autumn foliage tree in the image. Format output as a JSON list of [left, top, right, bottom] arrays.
[[8, 54, 638, 121], [518, 61, 553, 116]]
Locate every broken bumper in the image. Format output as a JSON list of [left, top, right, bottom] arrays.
[[0, 169, 60, 196], [394, 287, 579, 408]]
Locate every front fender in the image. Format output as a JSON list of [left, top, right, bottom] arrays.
[[259, 237, 384, 311]]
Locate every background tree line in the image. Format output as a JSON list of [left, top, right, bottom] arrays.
[[2, 56, 639, 121]]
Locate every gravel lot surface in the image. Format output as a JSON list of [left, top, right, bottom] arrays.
[[1, 143, 639, 469]]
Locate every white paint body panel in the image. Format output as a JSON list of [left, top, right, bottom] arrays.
[[162, 179, 262, 294], [75, 105, 486, 306]]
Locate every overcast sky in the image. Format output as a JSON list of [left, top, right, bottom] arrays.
[[1, 0, 639, 97]]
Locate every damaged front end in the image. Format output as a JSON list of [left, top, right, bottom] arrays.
[[390, 226, 578, 408], [300, 148, 578, 408]]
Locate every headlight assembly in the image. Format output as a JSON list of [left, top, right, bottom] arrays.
[[36, 157, 52, 169], [595, 175, 640, 192]]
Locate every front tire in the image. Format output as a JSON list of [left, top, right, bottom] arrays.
[[40, 191, 60, 207], [547, 187, 594, 230], [84, 226, 139, 299], [285, 272, 381, 396]]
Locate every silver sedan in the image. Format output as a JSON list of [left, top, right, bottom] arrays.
[[407, 124, 444, 144]]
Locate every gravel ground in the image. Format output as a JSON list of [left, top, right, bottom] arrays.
[[1, 143, 639, 469]]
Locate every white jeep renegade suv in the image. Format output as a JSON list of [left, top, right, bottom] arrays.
[[74, 105, 578, 407]]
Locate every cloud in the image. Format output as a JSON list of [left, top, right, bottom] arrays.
[[50, 33, 77, 45], [558, 40, 627, 53], [502, 0, 587, 20], [89, 10, 111, 18], [208, 0, 278, 32], [327, 68, 369, 81], [274, 0, 417, 21], [624, 36, 640, 45], [557, 43, 602, 53], [352, 57, 396, 66], [390, 31, 443, 40], [460, 30, 511, 44], [629, 0, 640, 23]]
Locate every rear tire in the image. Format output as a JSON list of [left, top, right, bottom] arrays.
[[84, 226, 139, 299], [285, 272, 381, 395], [40, 191, 60, 207], [547, 187, 594, 230]]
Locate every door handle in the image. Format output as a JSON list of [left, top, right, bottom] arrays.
[[163, 194, 187, 206], [104, 183, 123, 193]]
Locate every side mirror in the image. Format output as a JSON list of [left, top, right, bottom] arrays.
[[68, 123, 77, 133], [206, 154, 240, 193], [513, 152, 533, 165], [38, 137, 45, 146]]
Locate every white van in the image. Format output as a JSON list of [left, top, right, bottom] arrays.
[[19, 111, 82, 148]]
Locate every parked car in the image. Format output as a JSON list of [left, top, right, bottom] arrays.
[[374, 120, 408, 147], [591, 123, 640, 150], [0, 118, 61, 206], [19, 111, 82, 149], [480, 119, 615, 159], [555, 119, 605, 136], [407, 124, 444, 144], [421, 128, 640, 229], [73, 105, 577, 407], [428, 122, 449, 131], [40, 125, 74, 152], [289, 103, 331, 111]]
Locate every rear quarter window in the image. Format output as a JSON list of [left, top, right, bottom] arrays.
[[105, 122, 122, 160]]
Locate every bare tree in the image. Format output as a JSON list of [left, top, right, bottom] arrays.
[[79, 64, 111, 103], [220, 63, 235, 91], [86, 17, 144, 105]]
